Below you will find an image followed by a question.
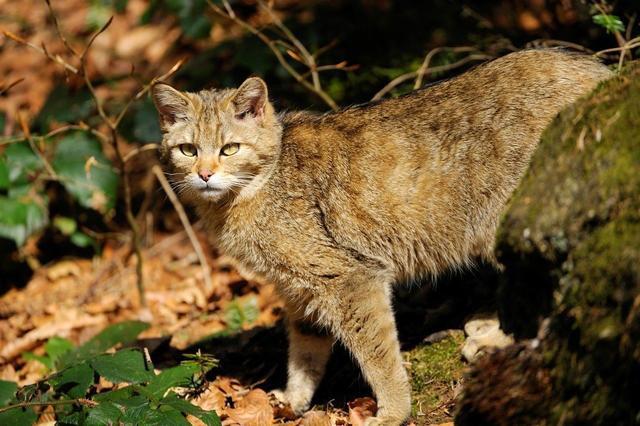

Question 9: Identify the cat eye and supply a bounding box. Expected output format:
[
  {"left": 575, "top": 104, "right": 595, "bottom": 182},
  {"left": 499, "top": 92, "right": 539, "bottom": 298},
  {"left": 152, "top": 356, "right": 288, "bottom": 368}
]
[
  {"left": 220, "top": 143, "right": 240, "bottom": 156},
  {"left": 179, "top": 143, "right": 197, "bottom": 157}
]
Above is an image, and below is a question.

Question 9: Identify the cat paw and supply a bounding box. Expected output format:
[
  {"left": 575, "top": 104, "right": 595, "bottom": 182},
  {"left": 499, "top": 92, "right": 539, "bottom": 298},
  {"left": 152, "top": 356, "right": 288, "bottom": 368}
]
[
  {"left": 269, "top": 389, "right": 310, "bottom": 415},
  {"left": 461, "top": 315, "right": 514, "bottom": 362},
  {"left": 363, "top": 416, "right": 403, "bottom": 426}
]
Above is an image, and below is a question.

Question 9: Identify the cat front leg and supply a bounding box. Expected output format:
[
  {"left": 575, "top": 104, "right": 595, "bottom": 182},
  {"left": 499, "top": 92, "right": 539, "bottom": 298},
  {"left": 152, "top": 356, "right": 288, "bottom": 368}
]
[
  {"left": 328, "top": 278, "right": 411, "bottom": 425},
  {"left": 281, "top": 308, "right": 334, "bottom": 414}
]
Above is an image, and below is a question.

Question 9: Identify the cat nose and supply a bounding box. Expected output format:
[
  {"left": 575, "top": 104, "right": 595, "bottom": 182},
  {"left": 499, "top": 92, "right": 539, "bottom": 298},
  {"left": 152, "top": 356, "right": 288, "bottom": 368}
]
[{"left": 198, "top": 169, "right": 213, "bottom": 182}]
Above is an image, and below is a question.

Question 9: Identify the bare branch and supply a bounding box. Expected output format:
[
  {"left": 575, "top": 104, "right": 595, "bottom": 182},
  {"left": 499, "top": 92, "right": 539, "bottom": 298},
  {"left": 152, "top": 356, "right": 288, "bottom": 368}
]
[
  {"left": 123, "top": 144, "right": 159, "bottom": 163},
  {"left": 2, "top": 30, "right": 79, "bottom": 74},
  {"left": 208, "top": 0, "right": 339, "bottom": 111},
  {"left": 152, "top": 165, "right": 214, "bottom": 295},
  {"left": 0, "top": 78, "right": 25, "bottom": 96},
  {"left": 372, "top": 53, "right": 492, "bottom": 101},
  {"left": 44, "top": 0, "right": 79, "bottom": 57},
  {"left": 18, "top": 112, "right": 58, "bottom": 179}
]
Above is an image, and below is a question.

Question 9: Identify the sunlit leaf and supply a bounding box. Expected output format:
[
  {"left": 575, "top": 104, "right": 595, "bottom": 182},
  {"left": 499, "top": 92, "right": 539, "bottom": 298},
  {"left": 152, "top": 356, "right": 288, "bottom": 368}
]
[
  {"left": 145, "top": 364, "right": 199, "bottom": 399},
  {"left": 0, "top": 196, "right": 48, "bottom": 246},
  {"left": 58, "top": 321, "right": 149, "bottom": 369},
  {"left": 53, "top": 216, "right": 77, "bottom": 236},
  {"left": 593, "top": 14, "right": 625, "bottom": 33},
  {"left": 3, "top": 143, "right": 41, "bottom": 187},
  {"left": 52, "top": 131, "right": 118, "bottom": 214},
  {"left": 90, "top": 349, "right": 154, "bottom": 384},
  {"left": 161, "top": 392, "right": 221, "bottom": 426}
]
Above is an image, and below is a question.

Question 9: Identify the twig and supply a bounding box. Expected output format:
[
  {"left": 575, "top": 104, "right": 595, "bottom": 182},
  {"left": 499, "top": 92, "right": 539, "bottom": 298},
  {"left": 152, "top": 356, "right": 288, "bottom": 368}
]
[
  {"left": 372, "top": 53, "right": 492, "bottom": 101},
  {"left": 123, "top": 144, "right": 159, "bottom": 163},
  {"left": 0, "top": 398, "right": 96, "bottom": 414},
  {"left": 44, "top": 0, "right": 79, "bottom": 57},
  {"left": 114, "top": 58, "right": 185, "bottom": 128},
  {"left": 152, "top": 165, "right": 214, "bottom": 294},
  {"left": 0, "top": 78, "right": 25, "bottom": 96},
  {"left": 0, "top": 123, "right": 109, "bottom": 146},
  {"left": 414, "top": 46, "right": 478, "bottom": 89},
  {"left": 2, "top": 30, "right": 79, "bottom": 74},
  {"left": 208, "top": 0, "right": 340, "bottom": 111},
  {"left": 17, "top": 112, "right": 57, "bottom": 179}
]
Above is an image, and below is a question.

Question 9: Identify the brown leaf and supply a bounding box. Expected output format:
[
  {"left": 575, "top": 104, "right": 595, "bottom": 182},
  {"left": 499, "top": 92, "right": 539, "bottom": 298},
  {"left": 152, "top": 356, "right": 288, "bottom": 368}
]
[
  {"left": 226, "top": 389, "right": 273, "bottom": 426},
  {"left": 348, "top": 397, "right": 377, "bottom": 426}
]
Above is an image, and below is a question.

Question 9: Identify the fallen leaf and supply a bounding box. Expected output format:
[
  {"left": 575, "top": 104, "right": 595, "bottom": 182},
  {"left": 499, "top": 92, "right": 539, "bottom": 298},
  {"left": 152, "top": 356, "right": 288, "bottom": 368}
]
[
  {"left": 348, "top": 397, "right": 377, "bottom": 426},
  {"left": 226, "top": 388, "right": 273, "bottom": 426}
]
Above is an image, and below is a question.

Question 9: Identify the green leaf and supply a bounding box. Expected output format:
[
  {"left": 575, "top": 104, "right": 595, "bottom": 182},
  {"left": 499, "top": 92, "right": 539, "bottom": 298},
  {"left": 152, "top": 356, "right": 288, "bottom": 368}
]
[
  {"left": 34, "top": 86, "right": 93, "bottom": 131},
  {"left": 115, "top": 394, "right": 151, "bottom": 424},
  {"left": 58, "top": 321, "right": 149, "bottom": 369},
  {"left": 90, "top": 349, "right": 154, "bottom": 384},
  {"left": 0, "top": 406, "right": 38, "bottom": 426},
  {"left": 52, "top": 131, "right": 118, "bottom": 214},
  {"left": 0, "top": 196, "right": 48, "bottom": 246},
  {"left": 92, "top": 386, "right": 134, "bottom": 403},
  {"left": 45, "top": 337, "right": 75, "bottom": 366},
  {"left": 85, "top": 401, "right": 123, "bottom": 426},
  {"left": 161, "top": 392, "right": 221, "bottom": 426},
  {"left": 0, "top": 380, "right": 17, "bottom": 407},
  {"left": 3, "top": 143, "right": 41, "bottom": 187},
  {"left": 22, "top": 352, "right": 53, "bottom": 370},
  {"left": 165, "top": 0, "right": 211, "bottom": 39},
  {"left": 0, "top": 160, "right": 9, "bottom": 189},
  {"left": 53, "top": 216, "right": 77, "bottom": 236},
  {"left": 57, "top": 410, "right": 85, "bottom": 425},
  {"left": 71, "top": 231, "right": 97, "bottom": 249},
  {"left": 133, "top": 99, "right": 162, "bottom": 143},
  {"left": 142, "top": 405, "right": 190, "bottom": 426},
  {"left": 49, "top": 362, "right": 95, "bottom": 399},
  {"left": 23, "top": 337, "right": 74, "bottom": 372},
  {"left": 225, "top": 296, "right": 259, "bottom": 332},
  {"left": 145, "top": 364, "right": 199, "bottom": 399},
  {"left": 593, "top": 14, "right": 625, "bottom": 33}
]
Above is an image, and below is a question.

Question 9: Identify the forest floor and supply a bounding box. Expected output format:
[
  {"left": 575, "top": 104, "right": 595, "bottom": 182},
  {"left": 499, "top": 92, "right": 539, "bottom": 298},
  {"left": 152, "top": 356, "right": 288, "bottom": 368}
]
[
  {"left": 0, "top": 228, "right": 467, "bottom": 425},
  {"left": 0, "top": 0, "right": 477, "bottom": 423}
]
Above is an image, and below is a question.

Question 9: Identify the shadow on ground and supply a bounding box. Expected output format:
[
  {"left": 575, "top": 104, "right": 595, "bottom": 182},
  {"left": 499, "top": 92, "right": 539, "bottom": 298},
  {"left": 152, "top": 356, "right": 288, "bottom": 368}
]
[{"left": 145, "top": 259, "right": 551, "bottom": 413}]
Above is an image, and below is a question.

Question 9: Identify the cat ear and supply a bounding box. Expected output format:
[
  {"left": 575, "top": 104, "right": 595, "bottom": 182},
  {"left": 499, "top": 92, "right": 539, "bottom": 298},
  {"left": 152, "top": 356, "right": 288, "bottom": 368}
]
[
  {"left": 151, "top": 83, "right": 192, "bottom": 131},
  {"left": 232, "top": 77, "right": 268, "bottom": 121}
]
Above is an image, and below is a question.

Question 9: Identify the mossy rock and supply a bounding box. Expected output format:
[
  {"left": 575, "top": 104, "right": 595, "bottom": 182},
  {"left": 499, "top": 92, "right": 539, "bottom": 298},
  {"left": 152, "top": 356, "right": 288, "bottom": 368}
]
[{"left": 456, "top": 61, "right": 640, "bottom": 425}]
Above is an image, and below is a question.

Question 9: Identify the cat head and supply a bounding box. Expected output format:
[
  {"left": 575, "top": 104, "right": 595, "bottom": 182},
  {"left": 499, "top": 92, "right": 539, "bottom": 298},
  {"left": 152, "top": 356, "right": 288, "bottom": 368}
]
[{"left": 151, "top": 77, "right": 282, "bottom": 203}]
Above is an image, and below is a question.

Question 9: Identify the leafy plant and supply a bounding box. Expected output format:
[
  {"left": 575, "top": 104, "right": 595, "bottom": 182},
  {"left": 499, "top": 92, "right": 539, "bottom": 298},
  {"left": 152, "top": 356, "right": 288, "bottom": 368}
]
[
  {"left": 225, "top": 296, "right": 259, "bottom": 332},
  {"left": 0, "top": 131, "right": 117, "bottom": 250},
  {"left": 2, "top": 321, "right": 220, "bottom": 425},
  {"left": 592, "top": 12, "right": 625, "bottom": 33}
]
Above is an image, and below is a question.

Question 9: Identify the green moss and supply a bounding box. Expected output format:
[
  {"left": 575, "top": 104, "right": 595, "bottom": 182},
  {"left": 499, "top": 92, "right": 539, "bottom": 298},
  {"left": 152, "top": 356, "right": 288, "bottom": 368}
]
[
  {"left": 458, "top": 61, "right": 640, "bottom": 425},
  {"left": 405, "top": 331, "right": 465, "bottom": 417}
]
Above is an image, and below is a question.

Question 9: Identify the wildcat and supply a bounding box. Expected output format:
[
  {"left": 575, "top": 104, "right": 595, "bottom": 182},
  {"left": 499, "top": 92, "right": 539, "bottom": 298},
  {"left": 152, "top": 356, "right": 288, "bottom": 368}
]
[{"left": 152, "top": 50, "right": 611, "bottom": 425}]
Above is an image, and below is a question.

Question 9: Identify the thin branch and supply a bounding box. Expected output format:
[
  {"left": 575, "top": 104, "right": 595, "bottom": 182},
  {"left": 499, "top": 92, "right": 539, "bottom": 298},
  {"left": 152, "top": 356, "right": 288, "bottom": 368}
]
[
  {"left": 18, "top": 112, "right": 57, "bottom": 179},
  {"left": 414, "top": 46, "right": 478, "bottom": 89},
  {"left": 0, "top": 398, "right": 95, "bottom": 414},
  {"left": 2, "top": 30, "right": 78, "bottom": 74},
  {"left": 114, "top": 58, "right": 185, "bottom": 128},
  {"left": 0, "top": 78, "right": 25, "bottom": 96},
  {"left": 208, "top": 0, "right": 339, "bottom": 111},
  {"left": 152, "top": 165, "right": 214, "bottom": 294},
  {"left": 258, "top": 1, "right": 321, "bottom": 90},
  {"left": 44, "top": 0, "right": 79, "bottom": 57},
  {"left": 123, "top": 144, "right": 159, "bottom": 163},
  {"left": 372, "top": 53, "right": 492, "bottom": 101},
  {"left": 0, "top": 123, "right": 109, "bottom": 146}
]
